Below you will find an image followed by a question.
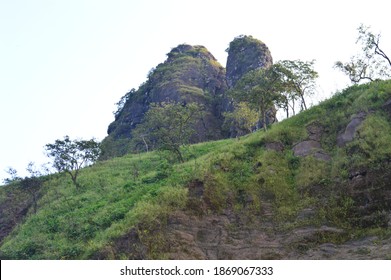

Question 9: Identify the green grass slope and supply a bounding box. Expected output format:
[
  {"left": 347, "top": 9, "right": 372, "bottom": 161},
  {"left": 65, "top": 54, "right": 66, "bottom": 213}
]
[{"left": 1, "top": 80, "right": 391, "bottom": 259}]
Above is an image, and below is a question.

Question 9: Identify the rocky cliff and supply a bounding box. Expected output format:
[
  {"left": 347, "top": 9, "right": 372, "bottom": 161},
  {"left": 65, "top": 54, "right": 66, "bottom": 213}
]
[{"left": 102, "top": 36, "right": 276, "bottom": 158}]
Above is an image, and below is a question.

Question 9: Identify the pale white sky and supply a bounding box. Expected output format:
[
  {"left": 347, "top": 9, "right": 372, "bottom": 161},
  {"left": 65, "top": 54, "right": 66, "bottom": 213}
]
[{"left": 0, "top": 0, "right": 390, "bottom": 182}]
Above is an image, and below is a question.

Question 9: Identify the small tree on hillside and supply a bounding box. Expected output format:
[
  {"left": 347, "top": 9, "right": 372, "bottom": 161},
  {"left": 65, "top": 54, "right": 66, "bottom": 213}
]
[
  {"left": 45, "top": 136, "right": 101, "bottom": 189},
  {"left": 3, "top": 167, "right": 21, "bottom": 185},
  {"left": 275, "top": 60, "right": 318, "bottom": 112},
  {"left": 335, "top": 24, "right": 390, "bottom": 84},
  {"left": 230, "top": 67, "right": 284, "bottom": 131},
  {"left": 20, "top": 162, "right": 44, "bottom": 214},
  {"left": 132, "top": 101, "right": 202, "bottom": 162}
]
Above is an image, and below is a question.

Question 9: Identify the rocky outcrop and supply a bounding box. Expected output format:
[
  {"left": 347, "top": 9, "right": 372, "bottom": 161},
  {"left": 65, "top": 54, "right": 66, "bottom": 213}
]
[
  {"left": 347, "top": 163, "right": 391, "bottom": 228},
  {"left": 265, "top": 141, "right": 284, "bottom": 152},
  {"left": 337, "top": 112, "right": 367, "bottom": 147},
  {"left": 150, "top": 167, "right": 391, "bottom": 259},
  {"left": 292, "top": 140, "right": 322, "bottom": 157},
  {"left": 165, "top": 212, "right": 283, "bottom": 259},
  {"left": 226, "top": 35, "right": 273, "bottom": 88},
  {"left": 102, "top": 36, "right": 277, "bottom": 158},
  {"left": 292, "top": 122, "right": 331, "bottom": 161},
  {"left": 225, "top": 35, "right": 277, "bottom": 133},
  {"left": 102, "top": 44, "right": 229, "bottom": 158}
]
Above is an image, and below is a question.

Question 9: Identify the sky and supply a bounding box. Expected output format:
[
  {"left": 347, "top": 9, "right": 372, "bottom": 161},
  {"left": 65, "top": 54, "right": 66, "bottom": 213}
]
[{"left": 0, "top": 0, "right": 390, "bottom": 182}]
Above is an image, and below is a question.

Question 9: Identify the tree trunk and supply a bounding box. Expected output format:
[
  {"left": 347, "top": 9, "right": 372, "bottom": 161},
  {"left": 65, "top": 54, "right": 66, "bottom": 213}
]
[
  {"left": 68, "top": 170, "right": 80, "bottom": 189},
  {"left": 262, "top": 104, "right": 267, "bottom": 132},
  {"left": 285, "top": 101, "right": 289, "bottom": 119},
  {"left": 290, "top": 98, "right": 296, "bottom": 116},
  {"left": 174, "top": 147, "right": 184, "bottom": 163},
  {"left": 301, "top": 93, "right": 307, "bottom": 111},
  {"left": 141, "top": 135, "right": 149, "bottom": 153}
]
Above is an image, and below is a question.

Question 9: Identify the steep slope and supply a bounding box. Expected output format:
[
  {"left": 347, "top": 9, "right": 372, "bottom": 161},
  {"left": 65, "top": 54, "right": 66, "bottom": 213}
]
[{"left": 1, "top": 80, "right": 391, "bottom": 260}]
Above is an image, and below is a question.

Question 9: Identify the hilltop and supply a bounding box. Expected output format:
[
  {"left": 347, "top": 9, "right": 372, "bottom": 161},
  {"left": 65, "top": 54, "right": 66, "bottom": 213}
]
[{"left": 1, "top": 80, "right": 391, "bottom": 259}]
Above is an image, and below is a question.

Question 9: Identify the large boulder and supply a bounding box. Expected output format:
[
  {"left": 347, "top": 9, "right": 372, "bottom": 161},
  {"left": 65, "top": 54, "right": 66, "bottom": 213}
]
[
  {"left": 292, "top": 122, "right": 331, "bottom": 161},
  {"left": 337, "top": 112, "right": 367, "bottom": 147}
]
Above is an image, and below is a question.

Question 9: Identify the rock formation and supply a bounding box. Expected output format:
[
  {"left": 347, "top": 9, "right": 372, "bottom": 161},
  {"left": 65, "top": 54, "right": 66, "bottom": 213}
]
[
  {"left": 102, "top": 44, "right": 229, "bottom": 158},
  {"left": 102, "top": 36, "right": 277, "bottom": 158},
  {"left": 292, "top": 122, "right": 331, "bottom": 161},
  {"left": 226, "top": 35, "right": 277, "bottom": 132},
  {"left": 337, "top": 112, "right": 367, "bottom": 147},
  {"left": 226, "top": 35, "right": 273, "bottom": 88}
]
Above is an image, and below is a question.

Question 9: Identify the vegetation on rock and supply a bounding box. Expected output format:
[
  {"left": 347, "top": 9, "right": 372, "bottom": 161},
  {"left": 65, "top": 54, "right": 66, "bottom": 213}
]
[
  {"left": 103, "top": 36, "right": 278, "bottom": 158},
  {"left": 102, "top": 44, "right": 228, "bottom": 159},
  {"left": 229, "top": 66, "right": 284, "bottom": 131},
  {"left": 226, "top": 35, "right": 273, "bottom": 88}
]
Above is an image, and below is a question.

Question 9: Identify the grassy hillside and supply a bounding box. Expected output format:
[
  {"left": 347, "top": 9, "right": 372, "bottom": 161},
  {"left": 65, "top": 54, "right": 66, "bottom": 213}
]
[{"left": 1, "top": 80, "right": 391, "bottom": 259}]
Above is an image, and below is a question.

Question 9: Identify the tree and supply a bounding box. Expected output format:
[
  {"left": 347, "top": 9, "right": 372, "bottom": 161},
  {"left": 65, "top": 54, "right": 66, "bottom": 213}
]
[
  {"left": 132, "top": 101, "right": 202, "bottom": 162},
  {"left": 275, "top": 60, "right": 318, "bottom": 112},
  {"left": 3, "top": 167, "right": 21, "bottom": 185},
  {"left": 223, "top": 102, "right": 258, "bottom": 137},
  {"left": 230, "top": 67, "right": 283, "bottom": 131},
  {"left": 45, "top": 136, "right": 101, "bottom": 189},
  {"left": 335, "top": 24, "right": 390, "bottom": 84},
  {"left": 20, "top": 162, "right": 44, "bottom": 214},
  {"left": 276, "top": 89, "right": 297, "bottom": 118}
]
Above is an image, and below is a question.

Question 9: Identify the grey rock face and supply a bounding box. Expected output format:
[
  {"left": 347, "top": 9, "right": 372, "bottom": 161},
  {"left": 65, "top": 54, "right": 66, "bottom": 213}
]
[
  {"left": 225, "top": 35, "right": 276, "bottom": 133},
  {"left": 292, "top": 122, "right": 331, "bottom": 161},
  {"left": 103, "top": 37, "right": 278, "bottom": 158},
  {"left": 226, "top": 35, "right": 273, "bottom": 88},
  {"left": 103, "top": 44, "right": 229, "bottom": 158},
  {"left": 337, "top": 112, "right": 367, "bottom": 147},
  {"left": 292, "top": 140, "right": 322, "bottom": 157},
  {"left": 265, "top": 141, "right": 284, "bottom": 152}
]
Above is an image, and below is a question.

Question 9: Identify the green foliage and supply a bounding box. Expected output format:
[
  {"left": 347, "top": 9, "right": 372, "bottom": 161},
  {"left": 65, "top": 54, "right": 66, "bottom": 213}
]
[
  {"left": 295, "top": 156, "right": 330, "bottom": 189},
  {"left": 45, "top": 136, "right": 101, "bottom": 189},
  {"left": 357, "top": 113, "right": 391, "bottom": 158},
  {"left": 132, "top": 101, "right": 203, "bottom": 162},
  {"left": 230, "top": 67, "right": 284, "bottom": 131},
  {"left": 345, "top": 112, "right": 391, "bottom": 168},
  {"left": 275, "top": 59, "right": 319, "bottom": 111},
  {"left": 256, "top": 151, "right": 296, "bottom": 203},
  {"left": 334, "top": 24, "right": 391, "bottom": 84},
  {"left": 263, "top": 119, "right": 307, "bottom": 146},
  {"left": 223, "top": 102, "right": 258, "bottom": 136}
]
